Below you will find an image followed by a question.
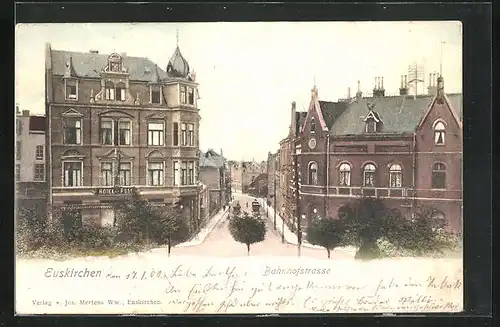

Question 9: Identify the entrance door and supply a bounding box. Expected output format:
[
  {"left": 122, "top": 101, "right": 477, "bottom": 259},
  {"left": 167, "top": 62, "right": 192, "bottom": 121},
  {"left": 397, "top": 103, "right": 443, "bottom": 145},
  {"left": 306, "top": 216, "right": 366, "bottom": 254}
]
[{"left": 100, "top": 207, "right": 115, "bottom": 227}]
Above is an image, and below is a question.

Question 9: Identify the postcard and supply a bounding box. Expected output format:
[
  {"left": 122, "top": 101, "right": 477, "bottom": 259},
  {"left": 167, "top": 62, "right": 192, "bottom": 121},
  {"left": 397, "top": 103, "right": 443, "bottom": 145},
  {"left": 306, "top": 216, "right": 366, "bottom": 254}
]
[{"left": 15, "top": 21, "right": 463, "bottom": 315}]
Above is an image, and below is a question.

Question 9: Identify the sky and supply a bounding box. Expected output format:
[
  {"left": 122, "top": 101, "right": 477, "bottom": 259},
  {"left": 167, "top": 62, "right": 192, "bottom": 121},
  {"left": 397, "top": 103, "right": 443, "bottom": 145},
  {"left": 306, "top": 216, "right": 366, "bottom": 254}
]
[{"left": 15, "top": 22, "right": 462, "bottom": 162}]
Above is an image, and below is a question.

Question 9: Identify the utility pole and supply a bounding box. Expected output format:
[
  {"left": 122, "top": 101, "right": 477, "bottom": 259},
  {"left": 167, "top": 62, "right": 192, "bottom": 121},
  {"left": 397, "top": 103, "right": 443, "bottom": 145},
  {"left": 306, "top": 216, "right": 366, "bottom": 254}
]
[{"left": 273, "top": 177, "right": 277, "bottom": 230}]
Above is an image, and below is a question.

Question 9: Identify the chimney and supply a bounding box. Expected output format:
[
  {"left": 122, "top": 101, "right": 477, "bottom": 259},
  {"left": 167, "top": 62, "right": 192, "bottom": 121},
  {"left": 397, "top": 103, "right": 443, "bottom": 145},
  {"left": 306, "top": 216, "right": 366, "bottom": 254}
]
[
  {"left": 373, "top": 76, "right": 385, "bottom": 97},
  {"left": 347, "top": 87, "right": 351, "bottom": 99},
  {"left": 427, "top": 73, "right": 438, "bottom": 95},
  {"left": 16, "top": 104, "right": 20, "bottom": 115},
  {"left": 356, "top": 80, "right": 362, "bottom": 98},
  {"left": 399, "top": 74, "right": 409, "bottom": 96},
  {"left": 22, "top": 110, "right": 30, "bottom": 117},
  {"left": 436, "top": 76, "right": 445, "bottom": 103},
  {"left": 90, "top": 50, "right": 99, "bottom": 54}
]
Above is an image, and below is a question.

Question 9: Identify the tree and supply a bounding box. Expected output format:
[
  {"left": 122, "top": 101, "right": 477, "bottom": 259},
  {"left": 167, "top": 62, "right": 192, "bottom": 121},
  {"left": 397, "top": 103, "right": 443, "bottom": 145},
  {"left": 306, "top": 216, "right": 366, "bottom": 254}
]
[
  {"left": 306, "top": 217, "right": 345, "bottom": 259},
  {"left": 228, "top": 211, "right": 266, "bottom": 256},
  {"left": 338, "top": 197, "right": 405, "bottom": 259},
  {"left": 115, "top": 191, "right": 157, "bottom": 244},
  {"left": 152, "top": 204, "right": 190, "bottom": 256}
]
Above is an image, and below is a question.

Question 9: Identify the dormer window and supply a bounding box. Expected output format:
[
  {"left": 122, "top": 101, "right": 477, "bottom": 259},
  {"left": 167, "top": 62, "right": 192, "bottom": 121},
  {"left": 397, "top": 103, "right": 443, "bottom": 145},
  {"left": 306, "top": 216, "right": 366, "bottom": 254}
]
[
  {"left": 434, "top": 120, "right": 446, "bottom": 145},
  {"left": 365, "top": 119, "right": 376, "bottom": 133},
  {"left": 151, "top": 85, "right": 161, "bottom": 104},
  {"left": 116, "top": 82, "right": 126, "bottom": 101},
  {"left": 105, "top": 82, "right": 115, "bottom": 100},
  {"left": 310, "top": 118, "right": 316, "bottom": 133},
  {"left": 65, "top": 80, "right": 78, "bottom": 100}
]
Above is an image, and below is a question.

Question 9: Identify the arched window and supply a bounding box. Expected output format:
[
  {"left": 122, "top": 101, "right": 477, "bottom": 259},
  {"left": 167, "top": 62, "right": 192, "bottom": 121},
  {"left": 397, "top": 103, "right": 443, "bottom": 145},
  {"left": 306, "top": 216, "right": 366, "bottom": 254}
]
[
  {"left": 431, "top": 162, "right": 446, "bottom": 189},
  {"left": 105, "top": 81, "right": 115, "bottom": 100},
  {"left": 310, "top": 118, "right": 316, "bottom": 133},
  {"left": 115, "top": 82, "right": 126, "bottom": 101},
  {"left": 308, "top": 162, "right": 318, "bottom": 185},
  {"left": 339, "top": 163, "right": 351, "bottom": 186},
  {"left": 389, "top": 164, "right": 403, "bottom": 188},
  {"left": 434, "top": 121, "right": 446, "bottom": 145},
  {"left": 363, "top": 163, "right": 376, "bottom": 187}
]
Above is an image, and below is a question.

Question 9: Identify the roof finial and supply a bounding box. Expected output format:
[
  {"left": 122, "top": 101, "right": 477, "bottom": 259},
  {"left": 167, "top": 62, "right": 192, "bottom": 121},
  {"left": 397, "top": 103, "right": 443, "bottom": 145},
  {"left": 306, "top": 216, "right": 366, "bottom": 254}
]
[{"left": 176, "top": 28, "right": 180, "bottom": 47}]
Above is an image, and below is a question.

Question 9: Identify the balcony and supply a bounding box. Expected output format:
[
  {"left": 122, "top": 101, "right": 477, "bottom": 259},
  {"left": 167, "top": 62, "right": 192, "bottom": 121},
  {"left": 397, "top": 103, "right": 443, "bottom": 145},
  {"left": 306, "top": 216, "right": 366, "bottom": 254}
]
[{"left": 300, "top": 185, "right": 415, "bottom": 199}]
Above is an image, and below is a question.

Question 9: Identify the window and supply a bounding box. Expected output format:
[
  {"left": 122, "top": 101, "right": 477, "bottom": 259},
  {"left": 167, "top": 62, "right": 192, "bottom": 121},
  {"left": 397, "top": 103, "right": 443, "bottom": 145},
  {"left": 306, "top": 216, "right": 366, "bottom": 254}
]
[
  {"left": 363, "top": 163, "right": 376, "bottom": 187},
  {"left": 101, "top": 162, "right": 113, "bottom": 186},
  {"left": 310, "top": 118, "right": 315, "bottom": 133},
  {"left": 188, "top": 161, "right": 194, "bottom": 184},
  {"left": 434, "top": 121, "right": 446, "bottom": 145},
  {"left": 308, "top": 162, "right": 318, "bottom": 185},
  {"left": 118, "top": 121, "right": 131, "bottom": 145},
  {"left": 151, "top": 85, "right": 161, "bottom": 104},
  {"left": 181, "top": 161, "right": 188, "bottom": 185},
  {"left": 16, "top": 141, "right": 21, "bottom": 160},
  {"left": 148, "top": 121, "right": 164, "bottom": 146},
  {"left": 389, "top": 164, "right": 403, "bottom": 188},
  {"left": 188, "top": 123, "right": 194, "bottom": 146},
  {"left": 35, "top": 145, "right": 44, "bottom": 160},
  {"left": 105, "top": 82, "right": 115, "bottom": 100},
  {"left": 101, "top": 120, "right": 113, "bottom": 145},
  {"left": 180, "top": 86, "right": 186, "bottom": 104},
  {"left": 34, "top": 164, "right": 44, "bottom": 181},
  {"left": 339, "top": 163, "right": 351, "bottom": 186},
  {"left": 63, "top": 162, "right": 82, "bottom": 187},
  {"left": 188, "top": 87, "right": 194, "bottom": 105},
  {"left": 431, "top": 162, "right": 446, "bottom": 189},
  {"left": 15, "top": 164, "right": 20, "bottom": 181},
  {"left": 173, "top": 122, "right": 179, "bottom": 146},
  {"left": 365, "top": 119, "right": 376, "bottom": 133},
  {"left": 181, "top": 123, "right": 187, "bottom": 146},
  {"left": 64, "top": 119, "right": 82, "bottom": 145},
  {"left": 115, "top": 83, "right": 126, "bottom": 101},
  {"left": 173, "top": 161, "right": 179, "bottom": 186},
  {"left": 148, "top": 162, "right": 164, "bottom": 186},
  {"left": 119, "top": 162, "right": 131, "bottom": 186},
  {"left": 66, "top": 80, "right": 77, "bottom": 100}
]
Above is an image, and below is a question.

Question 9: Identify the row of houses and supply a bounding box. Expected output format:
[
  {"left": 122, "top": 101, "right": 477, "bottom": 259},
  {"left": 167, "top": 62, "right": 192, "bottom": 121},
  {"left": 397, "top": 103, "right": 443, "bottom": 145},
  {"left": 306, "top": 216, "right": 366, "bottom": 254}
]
[
  {"left": 267, "top": 74, "right": 463, "bottom": 234},
  {"left": 16, "top": 43, "right": 229, "bottom": 229}
]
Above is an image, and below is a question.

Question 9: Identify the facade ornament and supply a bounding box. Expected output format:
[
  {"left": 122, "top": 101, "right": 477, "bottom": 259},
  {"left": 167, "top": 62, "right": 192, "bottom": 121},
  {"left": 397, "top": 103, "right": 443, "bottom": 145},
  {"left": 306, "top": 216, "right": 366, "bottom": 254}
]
[
  {"left": 89, "top": 89, "right": 95, "bottom": 103},
  {"left": 134, "top": 93, "right": 141, "bottom": 105}
]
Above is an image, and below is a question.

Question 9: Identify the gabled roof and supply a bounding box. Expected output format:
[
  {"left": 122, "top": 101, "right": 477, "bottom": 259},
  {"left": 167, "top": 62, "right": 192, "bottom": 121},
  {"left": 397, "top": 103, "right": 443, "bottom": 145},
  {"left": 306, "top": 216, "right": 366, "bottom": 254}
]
[
  {"left": 199, "top": 149, "right": 226, "bottom": 168},
  {"left": 329, "top": 93, "right": 462, "bottom": 135},
  {"left": 51, "top": 50, "right": 169, "bottom": 82},
  {"left": 318, "top": 100, "right": 349, "bottom": 129}
]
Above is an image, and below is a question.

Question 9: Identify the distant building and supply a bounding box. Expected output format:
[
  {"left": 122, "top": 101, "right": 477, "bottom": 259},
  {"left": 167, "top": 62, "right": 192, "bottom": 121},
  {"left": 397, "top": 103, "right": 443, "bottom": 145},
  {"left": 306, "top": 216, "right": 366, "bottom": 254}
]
[
  {"left": 199, "top": 149, "right": 229, "bottom": 216},
  {"left": 45, "top": 43, "right": 202, "bottom": 228},
  {"left": 15, "top": 106, "right": 47, "bottom": 213}
]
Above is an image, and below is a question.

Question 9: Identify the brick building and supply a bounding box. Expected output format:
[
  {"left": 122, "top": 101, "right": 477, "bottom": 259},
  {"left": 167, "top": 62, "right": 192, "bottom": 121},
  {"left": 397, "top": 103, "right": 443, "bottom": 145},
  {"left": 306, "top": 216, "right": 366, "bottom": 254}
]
[
  {"left": 294, "top": 75, "right": 462, "bottom": 233},
  {"left": 15, "top": 106, "right": 47, "bottom": 213},
  {"left": 199, "top": 149, "right": 229, "bottom": 215},
  {"left": 45, "top": 43, "right": 202, "bottom": 227},
  {"left": 266, "top": 151, "right": 279, "bottom": 206}
]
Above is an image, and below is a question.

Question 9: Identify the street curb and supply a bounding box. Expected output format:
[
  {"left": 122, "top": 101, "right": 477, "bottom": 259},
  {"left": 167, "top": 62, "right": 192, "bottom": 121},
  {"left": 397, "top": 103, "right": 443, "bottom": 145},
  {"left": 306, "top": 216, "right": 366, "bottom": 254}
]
[{"left": 174, "top": 208, "right": 229, "bottom": 248}]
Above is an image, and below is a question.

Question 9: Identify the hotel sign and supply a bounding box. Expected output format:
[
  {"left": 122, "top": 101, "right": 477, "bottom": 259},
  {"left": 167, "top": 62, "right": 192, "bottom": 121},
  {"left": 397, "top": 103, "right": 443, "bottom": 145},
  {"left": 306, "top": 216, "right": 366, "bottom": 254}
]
[{"left": 93, "top": 186, "right": 136, "bottom": 196}]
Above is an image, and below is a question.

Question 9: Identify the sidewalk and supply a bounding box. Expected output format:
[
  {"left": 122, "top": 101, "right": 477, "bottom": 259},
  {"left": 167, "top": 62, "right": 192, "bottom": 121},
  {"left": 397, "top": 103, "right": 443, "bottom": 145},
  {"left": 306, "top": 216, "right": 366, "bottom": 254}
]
[
  {"left": 174, "top": 207, "right": 229, "bottom": 248},
  {"left": 256, "top": 198, "right": 356, "bottom": 254}
]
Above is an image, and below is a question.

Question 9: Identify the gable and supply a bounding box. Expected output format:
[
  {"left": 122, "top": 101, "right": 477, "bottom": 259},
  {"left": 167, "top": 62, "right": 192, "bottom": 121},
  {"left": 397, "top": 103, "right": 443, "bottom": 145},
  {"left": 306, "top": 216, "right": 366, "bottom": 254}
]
[
  {"left": 417, "top": 94, "right": 462, "bottom": 130},
  {"left": 301, "top": 98, "right": 328, "bottom": 133}
]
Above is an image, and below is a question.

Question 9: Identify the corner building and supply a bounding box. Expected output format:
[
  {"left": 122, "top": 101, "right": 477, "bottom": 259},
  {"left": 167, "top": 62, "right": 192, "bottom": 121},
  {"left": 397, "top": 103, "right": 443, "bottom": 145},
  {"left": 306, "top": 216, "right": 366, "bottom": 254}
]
[{"left": 45, "top": 43, "right": 202, "bottom": 226}]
